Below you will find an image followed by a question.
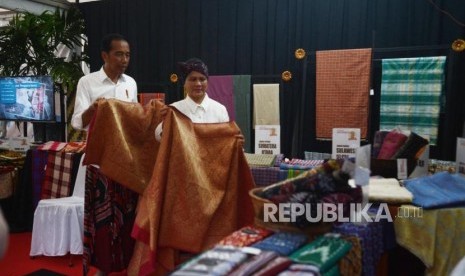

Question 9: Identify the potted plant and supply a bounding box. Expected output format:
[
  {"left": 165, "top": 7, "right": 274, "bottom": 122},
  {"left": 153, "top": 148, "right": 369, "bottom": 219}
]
[{"left": 0, "top": 6, "right": 89, "bottom": 141}]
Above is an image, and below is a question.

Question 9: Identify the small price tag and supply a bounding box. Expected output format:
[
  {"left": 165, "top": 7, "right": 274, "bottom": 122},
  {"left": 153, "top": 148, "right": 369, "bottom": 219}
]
[{"left": 397, "top": 158, "right": 408, "bottom": 180}]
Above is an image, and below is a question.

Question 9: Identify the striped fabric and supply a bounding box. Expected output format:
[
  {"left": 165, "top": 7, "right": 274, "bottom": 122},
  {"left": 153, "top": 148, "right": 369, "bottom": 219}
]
[
  {"left": 316, "top": 48, "right": 372, "bottom": 140},
  {"left": 380, "top": 56, "right": 446, "bottom": 145},
  {"left": 37, "top": 141, "right": 68, "bottom": 152},
  {"left": 40, "top": 151, "right": 74, "bottom": 199}
]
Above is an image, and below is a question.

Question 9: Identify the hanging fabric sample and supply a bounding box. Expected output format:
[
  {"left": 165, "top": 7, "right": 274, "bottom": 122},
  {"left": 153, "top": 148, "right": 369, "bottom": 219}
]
[
  {"left": 233, "top": 75, "right": 252, "bottom": 152},
  {"left": 207, "top": 75, "right": 235, "bottom": 120},
  {"left": 315, "top": 48, "right": 372, "bottom": 140},
  {"left": 253, "top": 83, "right": 280, "bottom": 126},
  {"left": 208, "top": 75, "right": 252, "bottom": 152},
  {"left": 379, "top": 56, "right": 446, "bottom": 145}
]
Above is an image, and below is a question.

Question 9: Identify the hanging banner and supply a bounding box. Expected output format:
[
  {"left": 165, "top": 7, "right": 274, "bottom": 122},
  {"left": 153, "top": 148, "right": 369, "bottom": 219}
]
[
  {"left": 254, "top": 125, "right": 280, "bottom": 155},
  {"left": 332, "top": 128, "right": 360, "bottom": 159}
]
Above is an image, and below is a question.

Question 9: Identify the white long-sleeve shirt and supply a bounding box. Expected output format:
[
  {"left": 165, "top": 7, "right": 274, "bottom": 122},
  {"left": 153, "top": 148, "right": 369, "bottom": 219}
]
[
  {"left": 71, "top": 67, "right": 138, "bottom": 130},
  {"left": 155, "top": 94, "right": 229, "bottom": 140}
]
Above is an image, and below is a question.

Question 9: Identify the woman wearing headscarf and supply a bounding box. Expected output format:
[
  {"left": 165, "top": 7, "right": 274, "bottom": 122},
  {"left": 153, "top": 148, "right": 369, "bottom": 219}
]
[{"left": 155, "top": 58, "right": 229, "bottom": 140}]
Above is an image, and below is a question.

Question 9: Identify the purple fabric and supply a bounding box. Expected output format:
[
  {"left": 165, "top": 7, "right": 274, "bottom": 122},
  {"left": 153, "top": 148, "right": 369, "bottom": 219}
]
[
  {"left": 250, "top": 167, "right": 281, "bottom": 187},
  {"left": 207, "top": 75, "right": 235, "bottom": 121},
  {"left": 31, "top": 149, "right": 48, "bottom": 210}
]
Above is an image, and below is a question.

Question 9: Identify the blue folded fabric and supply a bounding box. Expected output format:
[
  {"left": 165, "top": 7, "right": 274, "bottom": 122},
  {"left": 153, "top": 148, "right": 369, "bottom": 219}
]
[
  {"left": 404, "top": 172, "right": 465, "bottom": 209},
  {"left": 251, "top": 232, "right": 308, "bottom": 256}
]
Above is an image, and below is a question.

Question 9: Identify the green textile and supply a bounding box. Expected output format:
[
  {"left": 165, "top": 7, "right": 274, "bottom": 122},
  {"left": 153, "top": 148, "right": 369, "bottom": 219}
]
[
  {"left": 289, "top": 235, "right": 352, "bottom": 273},
  {"left": 234, "top": 75, "right": 252, "bottom": 152},
  {"left": 379, "top": 56, "right": 446, "bottom": 145}
]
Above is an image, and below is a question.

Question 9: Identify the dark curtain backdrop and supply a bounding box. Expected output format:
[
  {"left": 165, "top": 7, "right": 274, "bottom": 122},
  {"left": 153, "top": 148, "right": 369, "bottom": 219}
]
[{"left": 78, "top": 0, "right": 465, "bottom": 160}]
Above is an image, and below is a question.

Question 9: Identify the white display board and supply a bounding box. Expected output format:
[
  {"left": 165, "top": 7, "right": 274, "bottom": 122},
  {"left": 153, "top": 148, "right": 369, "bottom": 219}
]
[
  {"left": 332, "top": 128, "right": 360, "bottom": 159},
  {"left": 254, "top": 125, "right": 280, "bottom": 155}
]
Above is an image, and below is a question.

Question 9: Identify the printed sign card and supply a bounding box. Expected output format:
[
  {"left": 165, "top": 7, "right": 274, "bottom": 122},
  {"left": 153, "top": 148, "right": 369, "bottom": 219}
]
[
  {"left": 255, "top": 125, "right": 280, "bottom": 155},
  {"left": 332, "top": 128, "right": 361, "bottom": 159}
]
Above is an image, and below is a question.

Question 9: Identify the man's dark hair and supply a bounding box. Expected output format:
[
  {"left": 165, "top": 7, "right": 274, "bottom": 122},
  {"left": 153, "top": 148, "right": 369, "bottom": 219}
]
[{"left": 100, "top": 33, "right": 127, "bottom": 53}]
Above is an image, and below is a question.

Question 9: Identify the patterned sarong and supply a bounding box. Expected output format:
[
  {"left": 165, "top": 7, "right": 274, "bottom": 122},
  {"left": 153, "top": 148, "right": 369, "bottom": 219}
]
[
  {"left": 83, "top": 165, "right": 138, "bottom": 274},
  {"left": 380, "top": 56, "right": 446, "bottom": 145},
  {"left": 40, "top": 151, "right": 73, "bottom": 199}
]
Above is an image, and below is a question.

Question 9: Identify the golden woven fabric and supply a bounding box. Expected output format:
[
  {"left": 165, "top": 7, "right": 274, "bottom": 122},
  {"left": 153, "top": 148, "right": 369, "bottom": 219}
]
[
  {"left": 84, "top": 99, "right": 164, "bottom": 194},
  {"left": 128, "top": 107, "right": 256, "bottom": 275},
  {"left": 394, "top": 205, "right": 465, "bottom": 276}
]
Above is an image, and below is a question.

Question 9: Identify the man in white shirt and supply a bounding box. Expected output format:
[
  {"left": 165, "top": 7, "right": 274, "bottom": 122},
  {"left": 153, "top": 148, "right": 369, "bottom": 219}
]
[
  {"left": 155, "top": 58, "right": 229, "bottom": 140},
  {"left": 71, "top": 33, "right": 138, "bottom": 131}
]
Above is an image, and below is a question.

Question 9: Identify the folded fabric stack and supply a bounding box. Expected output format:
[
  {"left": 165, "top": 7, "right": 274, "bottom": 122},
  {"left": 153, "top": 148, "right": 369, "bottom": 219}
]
[
  {"left": 288, "top": 235, "right": 352, "bottom": 275},
  {"left": 244, "top": 153, "right": 277, "bottom": 167},
  {"left": 372, "top": 129, "right": 428, "bottom": 160},
  {"left": 279, "top": 159, "right": 325, "bottom": 170},
  {"left": 403, "top": 171, "right": 465, "bottom": 209},
  {"left": 172, "top": 225, "right": 358, "bottom": 276}
]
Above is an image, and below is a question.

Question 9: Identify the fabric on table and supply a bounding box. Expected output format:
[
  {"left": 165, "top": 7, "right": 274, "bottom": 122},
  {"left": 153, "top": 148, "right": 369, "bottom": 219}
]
[
  {"left": 279, "top": 159, "right": 324, "bottom": 170},
  {"left": 278, "top": 263, "right": 320, "bottom": 275},
  {"left": 234, "top": 75, "right": 252, "bottom": 152},
  {"left": 171, "top": 246, "right": 248, "bottom": 276},
  {"left": 217, "top": 225, "right": 273, "bottom": 247},
  {"left": 379, "top": 56, "right": 446, "bottom": 145},
  {"left": 36, "top": 141, "right": 68, "bottom": 152},
  {"left": 376, "top": 130, "right": 409, "bottom": 159},
  {"left": 339, "top": 235, "right": 363, "bottom": 276},
  {"left": 253, "top": 83, "right": 280, "bottom": 127},
  {"left": 83, "top": 165, "right": 138, "bottom": 275},
  {"left": 128, "top": 108, "right": 255, "bottom": 276},
  {"left": 252, "top": 256, "right": 293, "bottom": 276},
  {"left": 315, "top": 48, "right": 372, "bottom": 140},
  {"left": 85, "top": 99, "right": 165, "bottom": 194},
  {"left": 395, "top": 205, "right": 465, "bottom": 276},
  {"left": 403, "top": 172, "right": 465, "bottom": 209},
  {"left": 368, "top": 178, "right": 413, "bottom": 204},
  {"left": 372, "top": 130, "right": 389, "bottom": 158},
  {"left": 40, "top": 151, "right": 74, "bottom": 199},
  {"left": 289, "top": 235, "right": 352, "bottom": 273},
  {"left": 251, "top": 232, "right": 308, "bottom": 256},
  {"left": 208, "top": 75, "right": 235, "bottom": 121},
  {"left": 333, "top": 222, "right": 385, "bottom": 276},
  {"left": 392, "top": 131, "right": 429, "bottom": 159},
  {"left": 245, "top": 153, "right": 277, "bottom": 167},
  {"left": 250, "top": 166, "right": 282, "bottom": 187},
  {"left": 229, "top": 250, "right": 278, "bottom": 276}
]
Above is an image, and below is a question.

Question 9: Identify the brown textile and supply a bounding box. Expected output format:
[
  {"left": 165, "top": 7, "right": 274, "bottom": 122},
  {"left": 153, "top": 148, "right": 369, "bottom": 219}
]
[
  {"left": 315, "top": 48, "right": 372, "bottom": 140},
  {"left": 129, "top": 108, "right": 256, "bottom": 275},
  {"left": 84, "top": 99, "right": 165, "bottom": 194}
]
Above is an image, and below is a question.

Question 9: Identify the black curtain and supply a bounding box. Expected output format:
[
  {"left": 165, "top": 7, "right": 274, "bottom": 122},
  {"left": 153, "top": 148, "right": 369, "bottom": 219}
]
[{"left": 78, "top": 0, "right": 465, "bottom": 160}]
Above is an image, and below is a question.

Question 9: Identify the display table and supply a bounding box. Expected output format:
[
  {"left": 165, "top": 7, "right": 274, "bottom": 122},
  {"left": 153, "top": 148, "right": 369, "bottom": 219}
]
[{"left": 394, "top": 205, "right": 465, "bottom": 276}]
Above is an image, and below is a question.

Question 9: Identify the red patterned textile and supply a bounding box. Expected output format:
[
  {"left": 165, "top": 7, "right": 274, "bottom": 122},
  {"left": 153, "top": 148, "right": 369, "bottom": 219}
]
[
  {"left": 83, "top": 165, "right": 138, "bottom": 274},
  {"left": 316, "top": 48, "right": 372, "bottom": 140},
  {"left": 40, "top": 151, "right": 73, "bottom": 199},
  {"left": 37, "top": 141, "right": 68, "bottom": 152},
  {"left": 217, "top": 225, "right": 273, "bottom": 247}
]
